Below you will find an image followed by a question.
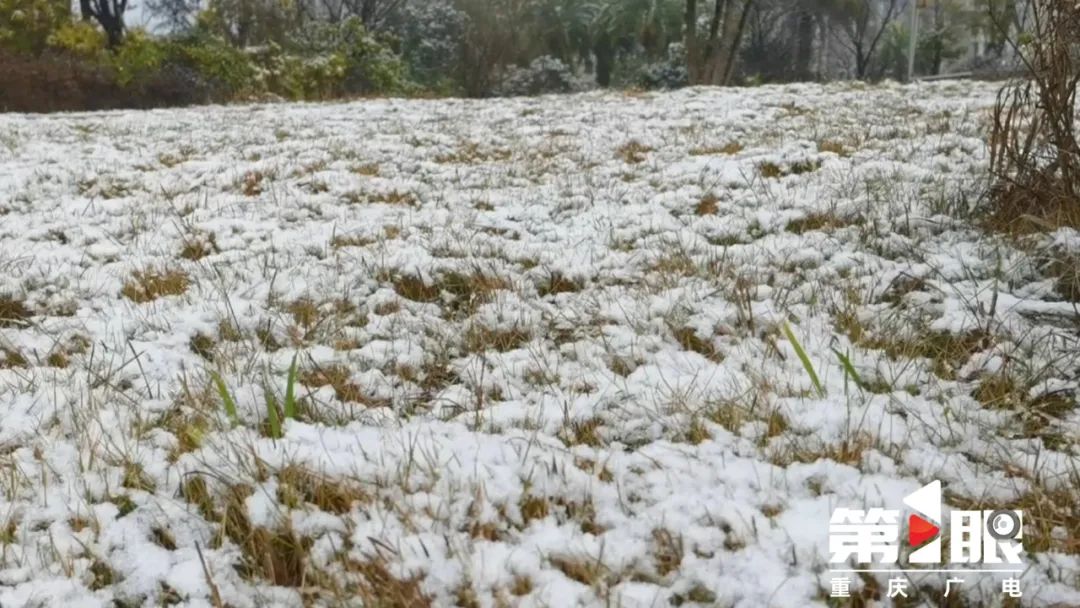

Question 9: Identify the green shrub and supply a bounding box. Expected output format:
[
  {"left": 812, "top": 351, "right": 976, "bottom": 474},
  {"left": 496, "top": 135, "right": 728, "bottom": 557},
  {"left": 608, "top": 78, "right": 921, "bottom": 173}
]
[
  {"left": 173, "top": 34, "right": 259, "bottom": 98},
  {"left": 287, "top": 18, "right": 408, "bottom": 96},
  {"left": 0, "top": 0, "right": 69, "bottom": 55},
  {"left": 107, "top": 29, "right": 166, "bottom": 86},
  {"left": 247, "top": 43, "right": 346, "bottom": 100},
  {"left": 47, "top": 21, "right": 105, "bottom": 59},
  {"left": 337, "top": 19, "right": 407, "bottom": 95},
  {"left": 280, "top": 52, "right": 348, "bottom": 100}
]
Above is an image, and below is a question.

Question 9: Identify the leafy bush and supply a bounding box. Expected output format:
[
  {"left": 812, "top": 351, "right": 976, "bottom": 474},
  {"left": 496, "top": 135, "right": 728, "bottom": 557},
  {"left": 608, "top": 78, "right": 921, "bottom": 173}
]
[
  {"left": 637, "top": 42, "right": 688, "bottom": 90},
  {"left": 107, "top": 29, "right": 167, "bottom": 86},
  {"left": 247, "top": 43, "right": 346, "bottom": 100},
  {"left": 47, "top": 21, "right": 106, "bottom": 59},
  {"left": 172, "top": 33, "right": 259, "bottom": 98},
  {"left": 494, "top": 55, "right": 588, "bottom": 97},
  {"left": 0, "top": 0, "right": 68, "bottom": 55},
  {"left": 286, "top": 18, "right": 407, "bottom": 96},
  {"left": 386, "top": 0, "right": 466, "bottom": 89}
]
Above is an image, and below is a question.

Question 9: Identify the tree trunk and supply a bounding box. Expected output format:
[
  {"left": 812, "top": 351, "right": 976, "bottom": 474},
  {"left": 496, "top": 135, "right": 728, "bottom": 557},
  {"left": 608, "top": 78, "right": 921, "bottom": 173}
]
[
  {"left": 794, "top": 11, "right": 815, "bottom": 80},
  {"left": 685, "top": 0, "right": 702, "bottom": 84},
  {"left": 360, "top": 0, "right": 376, "bottom": 27},
  {"left": 686, "top": 0, "right": 753, "bottom": 85},
  {"left": 103, "top": 19, "right": 123, "bottom": 48},
  {"left": 85, "top": 0, "right": 126, "bottom": 48},
  {"left": 594, "top": 33, "right": 614, "bottom": 87}
]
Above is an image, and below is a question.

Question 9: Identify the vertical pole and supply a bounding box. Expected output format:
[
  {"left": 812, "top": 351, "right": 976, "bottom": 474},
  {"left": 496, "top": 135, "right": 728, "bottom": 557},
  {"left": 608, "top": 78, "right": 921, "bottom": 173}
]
[{"left": 906, "top": 0, "right": 919, "bottom": 82}]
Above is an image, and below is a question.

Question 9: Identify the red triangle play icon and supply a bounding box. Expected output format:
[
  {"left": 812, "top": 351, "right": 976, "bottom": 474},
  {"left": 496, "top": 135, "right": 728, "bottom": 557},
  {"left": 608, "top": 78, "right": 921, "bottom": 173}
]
[{"left": 908, "top": 514, "right": 940, "bottom": 547}]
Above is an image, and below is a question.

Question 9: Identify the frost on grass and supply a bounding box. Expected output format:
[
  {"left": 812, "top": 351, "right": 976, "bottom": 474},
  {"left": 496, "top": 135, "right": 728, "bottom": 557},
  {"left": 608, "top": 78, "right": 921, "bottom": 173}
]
[{"left": 0, "top": 82, "right": 1078, "bottom": 607}]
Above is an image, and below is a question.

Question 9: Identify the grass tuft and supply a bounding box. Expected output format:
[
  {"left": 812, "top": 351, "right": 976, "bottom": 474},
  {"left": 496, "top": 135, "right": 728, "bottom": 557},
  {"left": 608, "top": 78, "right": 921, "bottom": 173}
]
[
  {"left": 695, "top": 193, "right": 720, "bottom": 216},
  {"left": 615, "top": 140, "right": 652, "bottom": 164},
  {"left": 464, "top": 326, "right": 531, "bottom": 354},
  {"left": 689, "top": 142, "right": 742, "bottom": 156},
  {"left": 299, "top": 363, "right": 373, "bottom": 405},
  {"left": 121, "top": 268, "right": 190, "bottom": 303},
  {"left": 276, "top": 464, "right": 367, "bottom": 514},
  {"left": 0, "top": 295, "right": 32, "bottom": 327}
]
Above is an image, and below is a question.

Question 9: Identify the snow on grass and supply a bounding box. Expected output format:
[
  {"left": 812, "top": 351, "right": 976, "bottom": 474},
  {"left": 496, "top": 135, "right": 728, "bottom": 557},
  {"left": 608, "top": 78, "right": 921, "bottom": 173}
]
[{"left": 0, "top": 81, "right": 1077, "bottom": 607}]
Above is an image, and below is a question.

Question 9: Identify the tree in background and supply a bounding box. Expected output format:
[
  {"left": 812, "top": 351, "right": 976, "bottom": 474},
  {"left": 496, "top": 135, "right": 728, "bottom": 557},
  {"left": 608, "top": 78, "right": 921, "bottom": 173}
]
[
  {"left": 594, "top": 0, "right": 683, "bottom": 86},
  {"left": 80, "top": 0, "right": 128, "bottom": 47},
  {"left": 684, "top": 0, "right": 756, "bottom": 86},
  {"left": 0, "top": 0, "right": 1004, "bottom": 111},
  {"left": 740, "top": 0, "right": 801, "bottom": 82},
  {"left": 385, "top": 0, "right": 465, "bottom": 89},
  {"left": 0, "top": 0, "right": 70, "bottom": 54},
  {"left": 196, "top": 0, "right": 292, "bottom": 47},
  {"left": 825, "top": 0, "right": 901, "bottom": 79}
]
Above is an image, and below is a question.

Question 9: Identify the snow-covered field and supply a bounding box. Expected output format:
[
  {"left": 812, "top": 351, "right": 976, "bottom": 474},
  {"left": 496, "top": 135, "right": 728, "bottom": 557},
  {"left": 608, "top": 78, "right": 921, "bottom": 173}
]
[{"left": 0, "top": 82, "right": 1078, "bottom": 607}]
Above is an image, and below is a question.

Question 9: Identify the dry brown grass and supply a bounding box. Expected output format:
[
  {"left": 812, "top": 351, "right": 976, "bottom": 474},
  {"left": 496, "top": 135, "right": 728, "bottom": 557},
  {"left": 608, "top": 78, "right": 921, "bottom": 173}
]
[
  {"left": 1048, "top": 251, "right": 1080, "bottom": 300},
  {"left": 509, "top": 576, "right": 533, "bottom": 596},
  {"left": 759, "top": 162, "right": 784, "bottom": 179},
  {"left": 759, "top": 160, "right": 821, "bottom": 179},
  {"left": 689, "top": 142, "right": 742, "bottom": 156},
  {"left": 859, "top": 329, "right": 990, "bottom": 381},
  {"left": 560, "top": 417, "right": 604, "bottom": 447},
  {"left": 391, "top": 275, "right": 441, "bottom": 303},
  {"left": 189, "top": 333, "right": 216, "bottom": 362},
  {"left": 122, "top": 463, "right": 156, "bottom": 492},
  {"left": 0, "top": 347, "right": 28, "bottom": 369},
  {"left": 0, "top": 295, "right": 31, "bottom": 327},
  {"left": 241, "top": 170, "right": 265, "bottom": 197},
  {"left": 773, "top": 432, "right": 875, "bottom": 467},
  {"left": 348, "top": 560, "right": 432, "bottom": 607},
  {"left": 299, "top": 363, "right": 374, "bottom": 406},
  {"left": 695, "top": 193, "right": 720, "bottom": 216},
  {"left": 548, "top": 554, "right": 609, "bottom": 586},
  {"left": 785, "top": 212, "right": 860, "bottom": 235},
  {"left": 182, "top": 479, "right": 311, "bottom": 587},
  {"left": 817, "top": 140, "right": 849, "bottom": 156},
  {"left": 950, "top": 477, "right": 1080, "bottom": 555},
  {"left": 179, "top": 232, "right": 218, "bottom": 261},
  {"left": 438, "top": 271, "right": 510, "bottom": 316},
  {"left": 351, "top": 163, "right": 380, "bottom": 176},
  {"left": 671, "top": 326, "right": 723, "bottom": 362},
  {"left": 464, "top": 326, "right": 531, "bottom": 353},
  {"left": 536, "top": 271, "right": 582, "bottom": 297},
  {"left": 121, "top": 268, "right": 190, "bottom": 303},
  {"left": 367, "top": 190, "right": 418, "bottom": 206},
  {"left": 184, "top": 466, "right": 427, "bottom": 604},
  {"left": 276, "top": 465, "right": 369, "bottom": 514},
  {"left": 986, "top": 0, "right": 1080, "bottom": 234},
  {"left": 615, "top": 140, "right": 652, "bottom": 164},
  {"left": 330, "top": 234, "right": 376, "bottom": 249},
  {"left": 286, "top": 298, "right": 320, "bottom": 329},
  {"left": 46, "top": 351, "right": 69, "bottom": 368},
  {"left": 651, "top": 529, "right": 683, "bottom": 577},
  {"left": 435, "top": 142, "right": 512, "bottom": 164}
]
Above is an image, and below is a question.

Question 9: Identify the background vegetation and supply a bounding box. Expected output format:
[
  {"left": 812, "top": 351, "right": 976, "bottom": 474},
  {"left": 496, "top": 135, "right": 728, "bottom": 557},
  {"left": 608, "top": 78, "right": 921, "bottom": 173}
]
[{"left": 0, "top": 0, "right": 1034, "bottom": 111}]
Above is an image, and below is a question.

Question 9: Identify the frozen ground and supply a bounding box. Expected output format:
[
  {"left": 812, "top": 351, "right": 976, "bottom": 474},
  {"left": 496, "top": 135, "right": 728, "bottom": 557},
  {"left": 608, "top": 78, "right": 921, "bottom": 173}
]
[{"left": 0, "top": 82, "right": 1077, "bottom": 607}]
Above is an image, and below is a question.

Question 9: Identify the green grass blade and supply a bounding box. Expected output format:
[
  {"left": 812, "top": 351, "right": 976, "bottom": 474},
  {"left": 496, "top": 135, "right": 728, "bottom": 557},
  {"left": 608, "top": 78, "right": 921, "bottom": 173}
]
[
  {"left": 210, "top": 371, "right": 239, "bottom": 426},
  {"left": 264, "top": 386, "right": 281, "bottom": 439},
  {"left": 283, "top": 352, "right": 299, "bottom": 421},
  {"left": 831, "top": 347, "right": 865, "bottom": 390},
  {"left": 783, "top": 322, "right": 825, "bottom": 397}
]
